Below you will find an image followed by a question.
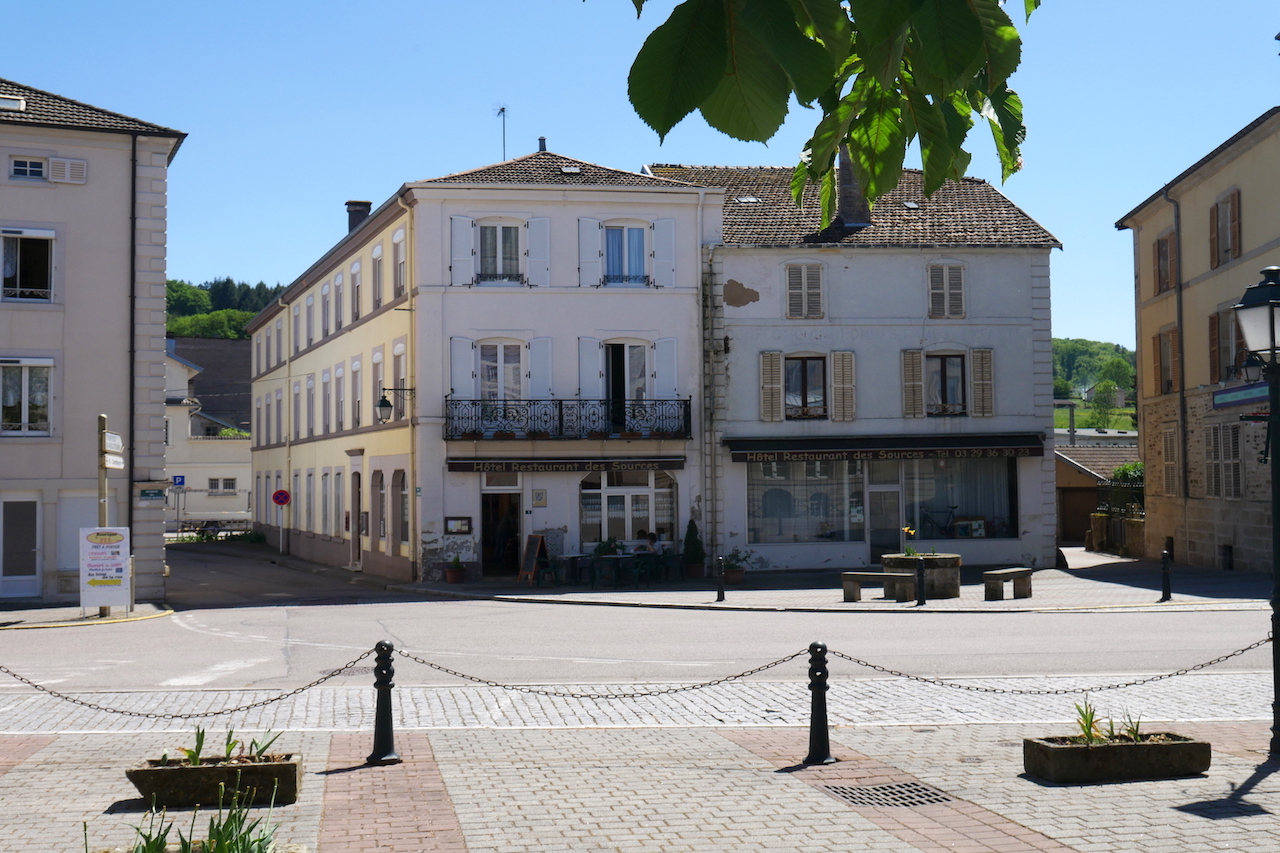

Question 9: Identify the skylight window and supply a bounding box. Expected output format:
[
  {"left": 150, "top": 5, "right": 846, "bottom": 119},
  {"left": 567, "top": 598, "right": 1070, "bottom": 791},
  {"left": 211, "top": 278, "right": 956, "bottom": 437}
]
[
  {"left": 903, "top": 201, "right": 920, "bottom": 210},
  {"left": 735, "top": 196, "right": 761, "bottom": 204},
  {"left": 560, "top": 165, "right": 580, "bottom": 174},
  {"left": 0, "top": 96, "right": 26, "bottom": 112}
]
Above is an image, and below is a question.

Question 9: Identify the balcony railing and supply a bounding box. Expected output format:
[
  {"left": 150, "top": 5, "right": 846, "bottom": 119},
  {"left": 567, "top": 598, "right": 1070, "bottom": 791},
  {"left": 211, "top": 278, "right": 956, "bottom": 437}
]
[{"left": 445, "top": 398, "right": 692, "bottom": 440}]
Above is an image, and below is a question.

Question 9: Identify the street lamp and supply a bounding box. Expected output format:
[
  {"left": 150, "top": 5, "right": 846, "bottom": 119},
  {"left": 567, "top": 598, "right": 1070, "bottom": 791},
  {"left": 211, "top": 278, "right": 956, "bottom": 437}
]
[
  {"left": 374, "top": 387, "right": 415, "bottom": 424},
  {"left": 1231, "top": 265, "right": 1280, "bottom": 756}
]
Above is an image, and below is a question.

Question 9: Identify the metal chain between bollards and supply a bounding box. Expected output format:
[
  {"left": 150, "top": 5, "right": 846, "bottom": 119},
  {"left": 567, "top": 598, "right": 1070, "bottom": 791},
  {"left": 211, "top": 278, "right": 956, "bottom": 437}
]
[
  {"left": 829, "top": 634, "right": 1272, "bottom": 695},
  {"left": 0, "top": 648, "right": 376, "bottom": 719},
  {"left": 391, "top": 647, "right": 808, "bottom": 699}
]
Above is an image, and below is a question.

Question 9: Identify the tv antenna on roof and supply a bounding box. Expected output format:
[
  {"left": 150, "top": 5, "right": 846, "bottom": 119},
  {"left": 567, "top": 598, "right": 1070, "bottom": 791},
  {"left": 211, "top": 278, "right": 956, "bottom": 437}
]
[{"left": 494, "top": 105, "right": 508, "bottom": 160}]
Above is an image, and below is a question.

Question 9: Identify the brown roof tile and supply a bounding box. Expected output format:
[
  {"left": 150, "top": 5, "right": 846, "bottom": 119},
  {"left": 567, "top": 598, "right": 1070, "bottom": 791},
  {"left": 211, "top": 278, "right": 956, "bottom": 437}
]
[
  {"left": 647, "top": 164, "right": 1059, "bottom": 248},
  {"left": 1055, "top": 446, "right": 1141, "bottom": 480},
  {"left": 417, "top": 151, "right": 699, "bottom": 188},
  {"left": 0, "top": 77, "right": 184, "bottom": 138}
]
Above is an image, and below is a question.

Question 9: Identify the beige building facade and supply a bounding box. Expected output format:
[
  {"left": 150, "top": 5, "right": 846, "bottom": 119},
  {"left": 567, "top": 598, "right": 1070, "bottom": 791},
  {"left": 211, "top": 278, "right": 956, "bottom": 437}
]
[
  {"left": 1, "top": 78, "right": 183, "bottom": 602},
  {"left": 1118, "top": 107, "right": 1280, "bottom": 569}
]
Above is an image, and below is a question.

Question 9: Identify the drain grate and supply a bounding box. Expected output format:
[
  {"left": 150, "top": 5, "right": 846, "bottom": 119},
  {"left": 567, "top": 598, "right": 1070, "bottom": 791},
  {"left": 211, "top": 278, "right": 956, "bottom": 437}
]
[{"left": 825, "top": 782, "right": 953, "bottom": 808}]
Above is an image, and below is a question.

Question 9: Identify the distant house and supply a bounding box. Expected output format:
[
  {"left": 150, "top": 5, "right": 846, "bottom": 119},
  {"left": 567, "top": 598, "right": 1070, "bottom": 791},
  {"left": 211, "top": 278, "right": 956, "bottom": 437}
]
[
  {"left": 1055, "top": 446, "right": 1141, "bottom": 543},
  {"left": 1083, "top": 384, "right": 1126, "bottom": 407},
  {"left": 1, "top": 78, "right": 183, "bottom": 602},
  {"left": 164, "top": 340, "right": 251, "bottom": 531},
  {"left": 1117, "top": 106, "right": 1280, "bottom": 570}
]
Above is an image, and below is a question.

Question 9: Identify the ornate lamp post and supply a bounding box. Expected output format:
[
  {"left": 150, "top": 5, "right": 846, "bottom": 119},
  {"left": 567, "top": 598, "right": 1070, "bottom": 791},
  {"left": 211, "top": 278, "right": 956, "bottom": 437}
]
[{"left": 1232, "top": 265, "right": 1280, "bottom": 756}]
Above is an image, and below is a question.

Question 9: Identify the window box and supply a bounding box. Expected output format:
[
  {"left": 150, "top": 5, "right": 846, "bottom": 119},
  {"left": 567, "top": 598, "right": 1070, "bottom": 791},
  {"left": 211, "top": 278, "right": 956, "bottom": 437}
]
[
  {"left": 126, "top": 754, "right": 302, "bottom": 807},
  {"left": 1023, "top": 735, "right": 1210, "bottom": 784}
]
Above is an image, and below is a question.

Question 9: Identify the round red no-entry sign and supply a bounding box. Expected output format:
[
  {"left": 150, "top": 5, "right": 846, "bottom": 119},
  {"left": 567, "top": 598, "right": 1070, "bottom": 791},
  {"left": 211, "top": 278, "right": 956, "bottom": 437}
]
[{"left": 272, "top": 490, "right": 291, "bottom": 506}]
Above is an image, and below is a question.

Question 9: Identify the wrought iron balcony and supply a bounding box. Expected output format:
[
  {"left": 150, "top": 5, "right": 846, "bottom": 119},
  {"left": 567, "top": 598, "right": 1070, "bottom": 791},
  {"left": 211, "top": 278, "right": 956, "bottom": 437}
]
[{"left": 445, "top": 398, "right": 692, "bottom": 440}]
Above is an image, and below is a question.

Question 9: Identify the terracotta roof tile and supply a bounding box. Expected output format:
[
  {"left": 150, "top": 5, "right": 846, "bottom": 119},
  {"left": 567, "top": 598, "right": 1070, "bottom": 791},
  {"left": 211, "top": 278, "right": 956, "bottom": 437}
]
[
  {"left": 0, "top": 77, "right": 183, "bottom": 137},
  {"left": 647, "top": 164, "right": 1059, "bottom": 248},
  {"left": 416, "top": 151, "right": 699, "bottom": 188},
  {"left": 1055, "top": 446, "right": 1141, "bottom": 480}
]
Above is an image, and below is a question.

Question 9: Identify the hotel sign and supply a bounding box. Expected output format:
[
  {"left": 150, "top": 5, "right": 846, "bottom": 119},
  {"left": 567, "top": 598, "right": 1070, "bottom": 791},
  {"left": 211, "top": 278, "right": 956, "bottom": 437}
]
[{"left": 448, "top": 457, "right": 685, "bottom": 473}]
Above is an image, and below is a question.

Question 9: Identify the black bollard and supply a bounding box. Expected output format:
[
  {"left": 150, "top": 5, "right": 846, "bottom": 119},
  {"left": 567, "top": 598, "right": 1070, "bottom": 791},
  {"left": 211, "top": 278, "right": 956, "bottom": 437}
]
[
  {"left": 803, "top": 641, "right": 837, "bottom": 765},
  {"left": 1159, "top": 549, "right": 1172, "bottom": 603},
  {"left": 366, "top": 640, "right": 403, "bottom": 765},
  {"left": 715, "top": 555, "right": 725, "bottom": 603},
  {"left": 915, "top": 556, "right": 927, "bottom": 607}
]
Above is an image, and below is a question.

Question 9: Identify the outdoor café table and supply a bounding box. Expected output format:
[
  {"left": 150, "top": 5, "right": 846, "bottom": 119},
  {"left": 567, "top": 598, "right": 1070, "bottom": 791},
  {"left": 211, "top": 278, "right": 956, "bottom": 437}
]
[
  {"left": 592, "top": 554, "right": 635, "bottom": 589},
  {"left": 556, "top": 553, "right": 590, "bottom": 584}
]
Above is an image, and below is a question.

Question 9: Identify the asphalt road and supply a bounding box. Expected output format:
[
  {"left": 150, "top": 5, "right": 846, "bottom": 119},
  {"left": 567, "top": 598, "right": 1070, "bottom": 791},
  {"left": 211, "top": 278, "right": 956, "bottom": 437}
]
[{"left": 0, "top": 546, "right": 1270, "bottom": 694}]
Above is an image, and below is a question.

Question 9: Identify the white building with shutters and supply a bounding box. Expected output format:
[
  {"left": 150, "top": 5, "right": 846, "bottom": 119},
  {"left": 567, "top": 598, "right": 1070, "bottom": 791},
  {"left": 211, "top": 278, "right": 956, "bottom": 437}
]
[
  {"left": 1, "top": 78, "right": 183, "bottom": 603},
  {"left": 650, "top": 162, "right": 1060, "bottom": 570},
  {"left": 248, "top": 146, "right": 720, "bottom": 580}
]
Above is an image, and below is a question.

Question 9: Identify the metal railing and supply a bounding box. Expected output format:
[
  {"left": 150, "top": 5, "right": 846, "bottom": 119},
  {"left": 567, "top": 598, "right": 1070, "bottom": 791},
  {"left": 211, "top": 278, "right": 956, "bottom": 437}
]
[
  {"left": 1097, "top": 479, "right": 1145, "bottom": 518},
  {"left": 445, "top": 398, "right": 692, "bottom": 440}
]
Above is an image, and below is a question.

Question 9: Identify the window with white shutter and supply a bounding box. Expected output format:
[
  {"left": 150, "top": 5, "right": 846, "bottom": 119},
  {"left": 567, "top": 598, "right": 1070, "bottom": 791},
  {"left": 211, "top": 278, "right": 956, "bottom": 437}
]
[
  {"left": 760, "top": 351, "right": 783, "bottom": 421},
  {"left": 1205, "top": 423, "right": 1241, "bottom": 499},
  {"left": 47, "top": 157, "right": 87, "bottom": 184},
  {"left": 785, "top": 264, "right": 822, "bottom": 319},
  {"left": 927, "top": 264, "right": 964, "bottom": 318}
]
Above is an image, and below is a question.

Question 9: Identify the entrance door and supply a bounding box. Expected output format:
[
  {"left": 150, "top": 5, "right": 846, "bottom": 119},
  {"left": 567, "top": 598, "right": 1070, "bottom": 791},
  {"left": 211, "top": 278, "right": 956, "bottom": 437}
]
[
  {"left": 1, "top": 500, "right": 39, "bottom": 597},
  {"left": 481, "top": 492, "right": 521, "bottom": 576},
  {"left": 866, "top": 459, "right": 901, "bottom": 565},
  {"left": 606, "top": 343, "right": 646, "bottom": 432},
  {"left": 349, "top": 472, "right": 362, "bottom": 568}
]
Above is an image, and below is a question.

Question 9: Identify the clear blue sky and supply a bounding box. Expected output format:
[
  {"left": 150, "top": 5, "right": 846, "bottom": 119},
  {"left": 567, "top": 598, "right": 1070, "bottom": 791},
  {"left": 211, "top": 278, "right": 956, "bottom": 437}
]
[{"left": 7, "top": 1, "right": 1279, "bottom": 348}]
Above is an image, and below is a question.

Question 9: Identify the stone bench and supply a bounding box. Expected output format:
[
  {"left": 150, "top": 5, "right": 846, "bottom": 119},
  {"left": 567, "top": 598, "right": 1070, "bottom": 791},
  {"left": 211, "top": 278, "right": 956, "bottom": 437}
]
[
  {"left": 984, "top": 567, "right": 1034, "bottom": 601},
  {"left": 843, "top": 571, "right": 916, "bottom": 603}
]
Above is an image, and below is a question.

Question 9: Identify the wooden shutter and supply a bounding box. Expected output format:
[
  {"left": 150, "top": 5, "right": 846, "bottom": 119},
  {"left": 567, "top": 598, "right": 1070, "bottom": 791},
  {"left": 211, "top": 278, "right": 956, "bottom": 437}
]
[
  {"left": 1151, "top": 334, "right": 1163, "bottom": 396},
  {"left": 970, "top": 349, "right": 994, "bottom": 416},
  {"left": 578, "top": 218, "right": 602, "bottom": 287},
  {"left": 578, "top": 337, "right": 603, "bottom": 398},
  {"left": 48, "top": 157, "right": 87, "bottom": 184},
  {"left": 1162, "top": 429, "right": 1178, "bottom": 497},
  {"left": 902, "top": 349, "right": 924, "bottom": 418},
  {"left": 760, "top": 351, "right": 783, "bottom": 421},
  {"left": 1209, "top": 203, "right": 1220, "bottom": 269},
  {"left": 1205, "top": 426, "right": 1221, "bottom": 498},
  {"left": 830, "top": 351, "right": 855, "bottom": 421},
  {"left": 653, "top": 338, "right": 678, "bottom": 399},
  {"left": 528, "top": 337, "right": 552, "bottom": 399},
  {"left": 449, "top": 337, "right": 475, "bottom": 399},
  {"left": 786, "top": 266, "right": 805, "bottom": 318},
  {"left": 1169, "top": 328, "right": 1181, "bottom": 393},
  {"left": 449, "top": 216, "right": 474, "bottom": 285},
  {"left": 1167, "top": 232, "right": 1178, "bottom": 287},
  {"left": 651, "top": 218, "right": 676, "bottom": 288},
  {"left": 1152, "top": 239, "right": 1162, "bottom": 295},
  {"left": 1208, "top": 314, "right": 1220, "bottom": 383},
  {"left": 1226, "top": 423, "right": 1242, "bottom": 498},
  {"left": 946, "top": 266, "right": 964, "bottom": 316},
  {"left": 804, "top": 265, "right": 822, "bottom": 317},
  {"left": 1229, "top": 189, "right": 1241, "bottom": 259},
  {"left": 526, "top": 218, "right": 550, "bottom": 287},
  {"left": 928, "top": 266, "right": 946, "bottom": 317}
]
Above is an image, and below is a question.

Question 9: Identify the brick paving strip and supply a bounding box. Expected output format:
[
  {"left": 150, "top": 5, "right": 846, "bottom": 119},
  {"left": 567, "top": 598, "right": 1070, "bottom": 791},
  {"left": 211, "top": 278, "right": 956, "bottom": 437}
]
[
  {"left": 722, "top": 729, "right": 1079, "bottom": 853},
  {"left": 318, "top": 731, "right": 465, "bottom": 852},
  {"left": 0, "top": 734, "right": 56, "bottom": 775}
]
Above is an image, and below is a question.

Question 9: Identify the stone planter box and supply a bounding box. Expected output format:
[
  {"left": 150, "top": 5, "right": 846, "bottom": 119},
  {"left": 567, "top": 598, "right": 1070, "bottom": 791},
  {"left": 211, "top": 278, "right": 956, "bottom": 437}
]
[
  {"left": 126, "top": 755, "right": 302, "bottom": 807},
  {"left": 1023, "top": 737, "right": 1210, "bottom": 784},
  {"left": 880, "top": 553, "right": 961, "bottom": 598}
]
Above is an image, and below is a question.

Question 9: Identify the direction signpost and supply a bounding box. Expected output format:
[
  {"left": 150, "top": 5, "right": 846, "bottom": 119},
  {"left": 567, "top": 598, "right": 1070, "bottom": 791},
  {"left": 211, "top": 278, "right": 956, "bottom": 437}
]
[{"left": 92, "top": 415, "right": 131, "bottom": 617}]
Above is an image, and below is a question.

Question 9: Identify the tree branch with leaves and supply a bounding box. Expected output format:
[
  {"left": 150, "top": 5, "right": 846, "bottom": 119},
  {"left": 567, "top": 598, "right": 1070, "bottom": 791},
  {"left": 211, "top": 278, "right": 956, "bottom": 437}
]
[{"left": 625, "top": 0, "right": 1041, "bottom": 222}]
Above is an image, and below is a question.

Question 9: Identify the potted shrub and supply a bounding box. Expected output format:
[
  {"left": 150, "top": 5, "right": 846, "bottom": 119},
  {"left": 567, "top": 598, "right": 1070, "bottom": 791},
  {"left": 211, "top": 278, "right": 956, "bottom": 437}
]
[
  {"left": 126, "top": 727, "right": 301, "bottom": 807},
  {"left": 1023, "top": 699, "right": 1211, "bottom": 784},
  {"left": 682, "top": 519, "right": 706, "bottom": 578},
  {"left": 446, "top": 553, "right": 466, "bottom": 584},
  {"left": 881, "top": 530, "right": 962, "bottom": 598},
  {"left": 720, "top": 546, "right": 754, "bottom": 584}
]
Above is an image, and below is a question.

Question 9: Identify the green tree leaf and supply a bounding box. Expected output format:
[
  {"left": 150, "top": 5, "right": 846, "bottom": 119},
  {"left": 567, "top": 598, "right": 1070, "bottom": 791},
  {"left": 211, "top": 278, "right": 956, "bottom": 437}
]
[
  {"left": 847, "top": 74, "right": 906, "bottom": 201},
  {"left": 787, "top": 0, "right": 855, "bottom": 63},
  {"left": 967, "top": 0, "right": 1021, "bottom": 88},
  {"left": 628, "top": 0, "right": 728, "bottom": 140},
  {"left": 740, "top": 0, "right": 835, "bottom": 104},
  {"left": 909, "top": 0, "right": 985, "bottom": 89},
  {"left": 698, "top": 14, "right": 792, "bottom": 142}
]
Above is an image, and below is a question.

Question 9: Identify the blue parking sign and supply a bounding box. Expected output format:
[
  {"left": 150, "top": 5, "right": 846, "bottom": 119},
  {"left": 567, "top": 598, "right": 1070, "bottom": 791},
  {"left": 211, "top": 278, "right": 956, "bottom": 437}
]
[{"left": 172, "top": 475, "right": 185, "bottom": 486}]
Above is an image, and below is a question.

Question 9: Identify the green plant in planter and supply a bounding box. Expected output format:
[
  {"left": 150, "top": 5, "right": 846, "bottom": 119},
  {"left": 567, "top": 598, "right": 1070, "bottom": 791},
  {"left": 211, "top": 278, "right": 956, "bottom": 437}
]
[
  {"left": 593, "top": 537, "right": 620, "bottom": 557},
  {"left": 181, "top": 726, "right": 206, "bottom": 766},
  {"left": 721, "top": 546, "right": 755, "bottom": 571},
  {"left": 682, "top": 519, "right": 705, "bottom": 566},
  {"left": 451, "top": 553, "right": 463, "bottom": 571},
  {"left": 901, "top": 527, "right": 918, "bottom": 557}
]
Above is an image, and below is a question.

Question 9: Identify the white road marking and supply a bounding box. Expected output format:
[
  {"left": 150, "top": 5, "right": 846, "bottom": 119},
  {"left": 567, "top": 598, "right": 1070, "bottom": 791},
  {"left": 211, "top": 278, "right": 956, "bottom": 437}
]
[{"left": 160, "top": 658, "right": 271, "bottom": 686}]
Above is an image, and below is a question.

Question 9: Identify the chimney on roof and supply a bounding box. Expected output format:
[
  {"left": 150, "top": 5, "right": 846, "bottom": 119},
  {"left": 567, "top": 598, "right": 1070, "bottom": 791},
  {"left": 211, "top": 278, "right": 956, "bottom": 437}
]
[
  {"left": 345, "top": 200, "right": 372, "bottom": 233},
  {"left": 836, "top": 146, "right": 872, "bottom": 230},
  {"left": 538, "top": 136, "right": 547, "bottom": 152}
]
